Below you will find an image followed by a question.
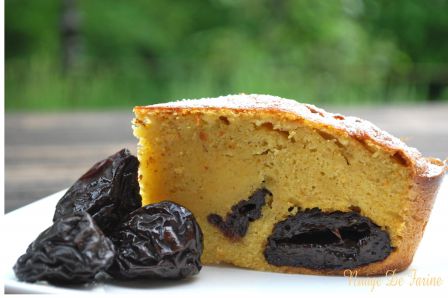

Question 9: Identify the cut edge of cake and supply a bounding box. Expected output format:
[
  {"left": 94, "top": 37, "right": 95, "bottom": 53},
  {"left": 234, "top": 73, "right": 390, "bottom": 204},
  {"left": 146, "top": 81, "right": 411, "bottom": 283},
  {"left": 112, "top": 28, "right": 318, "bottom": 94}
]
[{"left": 133, "top": 94, "right": 446, "bottom": 276}]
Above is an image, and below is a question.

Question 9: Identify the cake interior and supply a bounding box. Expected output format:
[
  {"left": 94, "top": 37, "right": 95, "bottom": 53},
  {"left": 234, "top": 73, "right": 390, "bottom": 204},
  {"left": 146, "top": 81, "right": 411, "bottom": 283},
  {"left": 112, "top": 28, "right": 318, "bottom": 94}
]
[{"left": 133, "top": 108, "right": 411, "bottom": 271}]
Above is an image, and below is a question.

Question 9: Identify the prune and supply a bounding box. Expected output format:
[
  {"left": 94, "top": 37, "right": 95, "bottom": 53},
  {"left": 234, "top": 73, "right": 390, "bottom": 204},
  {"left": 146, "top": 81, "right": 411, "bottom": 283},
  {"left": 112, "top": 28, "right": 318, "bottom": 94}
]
[
  {"left": 107, "top": 201, "right": 203, "bottom": 280},
  {"left": 53, "top": 148, "right": 142, "bottom": 235},
  {"left": 207, "top": 188, "right": 271, "bottom": 240},
  {"left": 14, "top": 213, "right": 115, "bottom": 284},
  {"left": 264, "top": 208, "right": 392, "bottom": 270}
]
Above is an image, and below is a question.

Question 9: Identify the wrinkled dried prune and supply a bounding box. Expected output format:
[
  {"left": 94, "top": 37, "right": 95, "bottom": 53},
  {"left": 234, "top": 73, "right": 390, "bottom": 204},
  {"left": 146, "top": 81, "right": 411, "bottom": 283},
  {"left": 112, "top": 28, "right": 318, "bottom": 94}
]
[
  {"left": 207, "top": 188, "right": 271, "bottom": 240},
  {"left": 14, "top": 213, "right": 115, "bottom": 284},
  {"left": 107, "top": 201, "right": 203, "bottom": 280},
  {"left": 53, "top": 148, "right": 142, "bottom": 235},
  {"left": 264, "top": 208, "right": 392, "bottom": 270}
]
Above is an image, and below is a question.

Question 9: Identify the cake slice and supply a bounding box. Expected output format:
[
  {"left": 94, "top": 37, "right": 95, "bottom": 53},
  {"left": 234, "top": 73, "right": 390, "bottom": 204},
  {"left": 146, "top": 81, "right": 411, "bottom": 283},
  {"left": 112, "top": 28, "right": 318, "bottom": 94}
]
[{"left": 133, "top": 94, "right": 446, "bottom": 276}]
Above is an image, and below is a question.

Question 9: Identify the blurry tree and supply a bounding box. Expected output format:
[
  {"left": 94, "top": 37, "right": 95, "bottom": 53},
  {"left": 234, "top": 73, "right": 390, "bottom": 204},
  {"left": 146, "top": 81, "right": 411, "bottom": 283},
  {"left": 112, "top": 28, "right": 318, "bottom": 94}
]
[
  {"left": 5, "top": 0, "right": 448, "bottom": 110},
  {"left": 60, "top": 0, "right": 82, "bottom": 74},
  {"left": 361, "top": 0, "right": 448, "bottom": 100}
]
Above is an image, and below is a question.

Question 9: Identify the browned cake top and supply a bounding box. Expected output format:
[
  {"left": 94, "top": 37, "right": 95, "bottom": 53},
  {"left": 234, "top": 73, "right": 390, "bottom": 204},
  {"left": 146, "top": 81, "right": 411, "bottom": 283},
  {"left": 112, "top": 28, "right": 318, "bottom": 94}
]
[{"left": 134, "top": 94, "right": 446, "bottom": 178}]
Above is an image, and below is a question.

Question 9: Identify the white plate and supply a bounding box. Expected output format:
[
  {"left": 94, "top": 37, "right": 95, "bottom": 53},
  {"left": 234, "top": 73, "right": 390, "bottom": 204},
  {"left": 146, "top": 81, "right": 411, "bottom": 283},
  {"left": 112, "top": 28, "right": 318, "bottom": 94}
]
[{"left": 4, "top": 177, "right": 448, "bottom": 295}]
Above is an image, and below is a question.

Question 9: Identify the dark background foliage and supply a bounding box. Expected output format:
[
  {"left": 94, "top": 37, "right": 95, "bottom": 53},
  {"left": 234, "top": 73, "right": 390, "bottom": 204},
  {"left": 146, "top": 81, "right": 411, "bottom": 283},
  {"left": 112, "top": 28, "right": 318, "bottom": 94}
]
[{"left": 5, "top": 0, "right": 448, "bottom": 110}]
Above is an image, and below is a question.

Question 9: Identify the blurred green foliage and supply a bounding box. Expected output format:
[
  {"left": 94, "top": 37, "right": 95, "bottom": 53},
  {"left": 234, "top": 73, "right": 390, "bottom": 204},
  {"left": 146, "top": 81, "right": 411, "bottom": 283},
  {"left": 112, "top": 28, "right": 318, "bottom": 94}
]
[{"left": 5, "top": 0, "right": 448, "bottom": 110}]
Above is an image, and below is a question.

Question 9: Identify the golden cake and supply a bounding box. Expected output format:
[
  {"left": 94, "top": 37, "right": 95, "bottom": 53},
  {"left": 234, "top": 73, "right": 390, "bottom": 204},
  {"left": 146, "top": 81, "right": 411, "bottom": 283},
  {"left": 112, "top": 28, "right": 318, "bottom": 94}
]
[{"left": 132, "top": 94, "right": 446, "bottom": 276}]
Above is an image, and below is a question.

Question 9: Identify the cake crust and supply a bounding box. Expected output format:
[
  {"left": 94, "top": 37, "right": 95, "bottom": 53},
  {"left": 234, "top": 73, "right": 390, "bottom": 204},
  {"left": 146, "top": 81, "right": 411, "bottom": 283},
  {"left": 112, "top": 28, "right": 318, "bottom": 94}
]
[{"left": 134, "top": 94, "right": 446, "bottom": 276}]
